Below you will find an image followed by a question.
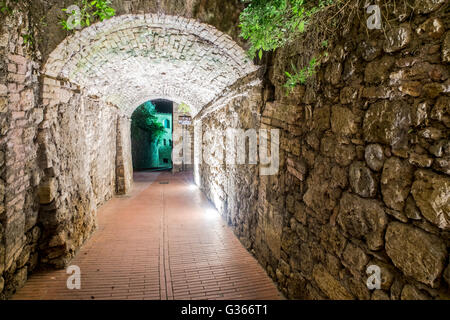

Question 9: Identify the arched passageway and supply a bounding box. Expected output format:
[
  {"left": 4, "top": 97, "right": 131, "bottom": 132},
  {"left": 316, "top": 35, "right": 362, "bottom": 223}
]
[
  {"left": 2, "top": 0, "right": 449, "bottom": 301},
  {"left": 3, "top": 11, "right": 272, "bottom": 299},
  {"left": 34, "top": 13, "right": 262, "bottom": 270}
]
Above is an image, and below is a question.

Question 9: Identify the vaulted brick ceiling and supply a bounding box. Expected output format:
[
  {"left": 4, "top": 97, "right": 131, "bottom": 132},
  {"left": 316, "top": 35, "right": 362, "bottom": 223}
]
[{"left": 43, "top": 14, "right": 257, "bottom": 116}]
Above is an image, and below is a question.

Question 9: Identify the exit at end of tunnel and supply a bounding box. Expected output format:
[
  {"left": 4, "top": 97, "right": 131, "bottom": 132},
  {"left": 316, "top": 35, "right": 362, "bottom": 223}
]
[{"left": 131, "top": 100, "right": 174, "bottom": 171}]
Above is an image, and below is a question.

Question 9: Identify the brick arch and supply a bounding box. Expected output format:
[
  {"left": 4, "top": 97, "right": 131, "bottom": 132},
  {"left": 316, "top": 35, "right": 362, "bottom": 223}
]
[{"left": 43, "top": 13, "right": 258, "bottom": 116}]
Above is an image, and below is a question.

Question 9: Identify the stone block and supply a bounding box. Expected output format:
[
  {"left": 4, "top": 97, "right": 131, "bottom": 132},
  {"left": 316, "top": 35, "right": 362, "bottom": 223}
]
[
  {"left": 401, "top": 284, "right": 429, "bottom": 300},
  {"left": 371, "top": 290, "right": 390, "bottom": 300},
  {"left": 0, "top": 97, "right": 7, "bottom": 113},
  {"left": 411, "top": 170, "right": 450, "bottom": 230},
  {"left": 338, "top": 192, "right": 388, "bottom": 251},
  {"left": 312, "top": 264, "right": 353, "bottom": 300},
  {"left": 0, "top": 243, "right": 5, "bottom": 274},
  {"left": 399, "top": 81, "right": 422, "bottom": 97},
  {"left": 331, "top": 106, "right": 358, "bottom": 136},
  {"left": 443, "top": 31, "right": 450, "bottom": 63},
  {"left": 335, "top": 143, "right": 356, "bottom": 167},
  {"left": 409, "top": 153, "right": 433, "bottom": 168},
  {"left": 385, "top": 222, "right": 446, "bottom": 288},
  {"left": 349, "top": 161, "right": 377, "bottom": 198},
  {"left": 365, "top": 144, "right": 385, "bottom": 171},
  {"left": 415, "top": 0, "right": 446, "bottom": 14},
  {"left": 38, "top": 177, "right": 57, "bottom": 205},
  {"left": 381, "top": 157, "right": 414, "bottom": 211},
  {"left": 342, "top": 242, "right": 369, "bottom": 276},
  {"left": 364, "top": 56, "right": 394, "bottom": 83},
  {"left": 430, "top": 96, "right": 449, "bottom": 128},
  {"left": 404, "top": 196, "right": 422, "bottom": 220},
  {"left": 6, "top": 266, "right": 27, "bottom": 294},
  {"left": 339, "top": 87, "right": 359, "bottom": 104},
  {"left": 363, "top": 100, "right": 411, "bottom": 149},
  {"left": 423, "top": 83, "right": 444, "bottom": 99},
  {"left": 383, "top": 24, "right": 412, "bottom": 53},
  {"left": 443, "top": 263, "right": 450, "bottom": 286}
]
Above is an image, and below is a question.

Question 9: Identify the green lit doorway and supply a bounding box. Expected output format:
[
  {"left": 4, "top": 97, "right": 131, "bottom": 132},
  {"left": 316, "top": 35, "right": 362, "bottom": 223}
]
[{"left": 131, "top": 99, "right": 173, "bottom": 171}]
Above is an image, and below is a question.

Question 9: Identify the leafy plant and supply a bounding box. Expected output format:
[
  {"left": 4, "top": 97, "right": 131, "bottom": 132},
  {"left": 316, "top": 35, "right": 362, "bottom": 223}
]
[
  {"left": 22, "top": 33, "right": 34, "bottom": 46},
  {"left": 239, "top": 0, "right": 333, "bottom": 59},
  {"left": 283, "top": 49, "right": 328, "bottom": 93},
  {"left": 0, "top": 3, "right": 11, "bottom": 15},
  {"left": 60, "top": 0, "right": 116, "bottom": 31},
  {"left": 131, "top": 102, "right": 166, "bottom": 141},
  {"left": 0, "top": 0, "right": 18, "bottom": 15},
  {"left": 284, "top": 57, "right": 317, "bottom": 92}
]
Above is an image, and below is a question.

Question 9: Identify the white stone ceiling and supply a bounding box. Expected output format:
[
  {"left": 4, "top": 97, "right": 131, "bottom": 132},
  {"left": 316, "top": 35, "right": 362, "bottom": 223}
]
[{"left": 43, "top": 14, "right": 258, "bottom": 116}]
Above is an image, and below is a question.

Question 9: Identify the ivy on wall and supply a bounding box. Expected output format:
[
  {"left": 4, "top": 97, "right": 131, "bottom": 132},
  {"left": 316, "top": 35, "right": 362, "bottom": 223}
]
[
  {"left": 239, "top": 0, "right": 333, "bottom": 91},
  {"left": 239, "top": 0, "right": 332, "bottom": 59}
]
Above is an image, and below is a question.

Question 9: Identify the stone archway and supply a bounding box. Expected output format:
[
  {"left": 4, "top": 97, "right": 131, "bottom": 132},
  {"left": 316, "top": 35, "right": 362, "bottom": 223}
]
[{"left": 42, "top": 14, "right": 258, "bottom": 116}]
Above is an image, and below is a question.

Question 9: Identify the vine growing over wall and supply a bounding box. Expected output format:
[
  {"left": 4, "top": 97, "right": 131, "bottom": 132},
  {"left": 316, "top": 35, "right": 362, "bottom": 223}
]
[
  {"left": 239, "top": 0, "right": 332, "bottom": 59},
  {"left": 239, "top": 0, "right": 333, "bottom": 90}
]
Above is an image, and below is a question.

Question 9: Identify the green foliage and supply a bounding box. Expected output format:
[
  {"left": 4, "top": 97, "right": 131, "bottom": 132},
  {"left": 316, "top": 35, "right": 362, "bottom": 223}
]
[
  {"left": 22, "top": 33, "right": 33, "bottom": 46},
  {"left": 284, "top": 41, "right": 328, "bottom": 92},
  {"left": 239, "top": 0, "right": 332, "bottom": 59},
  {"left": 0, "top": 0, "right": 18, "bottom": 15},
  {"left": 177, "top": 102, "right": 191, "bottom": 114},
  {"left": 131, "top": 102, "right": 166, "bottom": 141},
  {"left": 0, "top": 2, "right": 12, "bottom": 15},
  {"left": 283, "top": 57, "right": 318, "bottom": 93},
  {"left": 61, "top": 0, "right": 115, "bottom": 31}
]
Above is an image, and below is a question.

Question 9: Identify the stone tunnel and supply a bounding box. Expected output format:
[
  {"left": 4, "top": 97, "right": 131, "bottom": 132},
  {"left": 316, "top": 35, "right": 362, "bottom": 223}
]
[{"left": 0, "top": 0, "right": 449, "bottom": 300}]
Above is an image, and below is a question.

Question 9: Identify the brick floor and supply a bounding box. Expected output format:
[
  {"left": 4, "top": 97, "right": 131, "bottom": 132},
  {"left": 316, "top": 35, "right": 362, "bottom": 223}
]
[{"left": 13, "top": 171, "right": 283, "bottom": 300}]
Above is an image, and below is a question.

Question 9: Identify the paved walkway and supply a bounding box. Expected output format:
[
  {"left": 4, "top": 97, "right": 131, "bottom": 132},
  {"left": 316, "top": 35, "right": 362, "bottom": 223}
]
[{"left": 13, "top": 171, "right": 282, "bottom": 300}]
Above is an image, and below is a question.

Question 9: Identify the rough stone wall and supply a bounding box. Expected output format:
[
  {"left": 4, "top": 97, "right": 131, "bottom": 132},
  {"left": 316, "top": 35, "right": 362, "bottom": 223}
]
[
  {"left": 30, "top": 76, "right": 125, "bottom": 274},
  {"left": 1, "top": 0, "right": 448, "bottom": 301},
  {"left": 0, "top": 10, "right": 42, "bottom": 298},
  {"left": 197, "top": 2, "right": 450, "bottom": 300},
  {"left": 85, "top": 98, "right": 118, "bottom": 206},
  {"left": 0, "top": 8, "right": 131, "bottom": 294},
  {"left": 196, "top": 78, "right": 262, "bottom": 249},
  {"left": 256, "top": 3, "right": 450, "bottom": 300}
]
